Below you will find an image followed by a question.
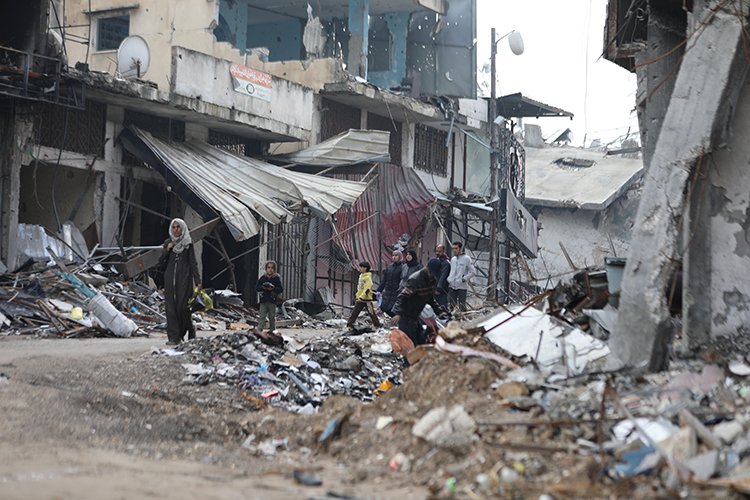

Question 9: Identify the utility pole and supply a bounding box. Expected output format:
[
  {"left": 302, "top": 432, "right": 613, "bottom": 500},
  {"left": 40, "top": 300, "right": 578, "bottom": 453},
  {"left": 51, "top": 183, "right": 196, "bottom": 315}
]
[{"left": 487, "top": 27, "right": 499, "bottom": 303}]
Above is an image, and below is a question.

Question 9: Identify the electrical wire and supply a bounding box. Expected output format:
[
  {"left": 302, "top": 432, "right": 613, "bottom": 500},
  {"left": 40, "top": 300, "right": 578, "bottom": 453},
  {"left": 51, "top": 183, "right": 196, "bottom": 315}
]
[
  {"left": 49, "top": 0, "right": 68, "bottom": 60},
  {"left": 84, "top": 0, "right": 92, "bottom": 66}
]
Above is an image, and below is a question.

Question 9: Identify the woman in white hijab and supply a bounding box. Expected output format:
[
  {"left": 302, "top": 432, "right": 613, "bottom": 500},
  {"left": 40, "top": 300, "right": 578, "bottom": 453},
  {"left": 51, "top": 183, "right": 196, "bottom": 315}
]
[{"left": 160, "top": 218, "right": 202, "bottom": 345}]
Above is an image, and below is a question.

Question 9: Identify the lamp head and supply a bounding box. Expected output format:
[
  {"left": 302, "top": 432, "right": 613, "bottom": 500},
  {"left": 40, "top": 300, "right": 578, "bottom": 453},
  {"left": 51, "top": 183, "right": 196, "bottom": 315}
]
[{"left": 508, "top": 31, "right": 524, "bottom": 56}]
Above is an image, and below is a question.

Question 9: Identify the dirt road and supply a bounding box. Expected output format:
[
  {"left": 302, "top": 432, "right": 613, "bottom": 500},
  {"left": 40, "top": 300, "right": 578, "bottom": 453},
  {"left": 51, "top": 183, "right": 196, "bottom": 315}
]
[{"left": 0, "top": 332, "right": 426, "bottom": 499}]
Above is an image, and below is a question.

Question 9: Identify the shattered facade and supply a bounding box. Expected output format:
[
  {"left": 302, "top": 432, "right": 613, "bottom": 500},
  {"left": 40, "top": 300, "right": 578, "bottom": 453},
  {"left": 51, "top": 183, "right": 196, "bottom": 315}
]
[{"left": 1, "top": 0, "right": 530, "bottom": 311}]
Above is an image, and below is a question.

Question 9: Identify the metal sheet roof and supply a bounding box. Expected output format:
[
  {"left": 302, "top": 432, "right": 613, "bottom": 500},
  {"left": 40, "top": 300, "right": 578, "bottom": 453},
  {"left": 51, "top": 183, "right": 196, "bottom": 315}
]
[
  {"left": 493, "top": 93, "right": 574, "bottom": 119},
  {"left": 334, "top": 164, "right": 435, "bottom": 270},
  {"left": 130, "top": 128, "right": 367, "bottom": 241},
  {"left": 278, "top": 129, "right": 391, "bottom": 167}
]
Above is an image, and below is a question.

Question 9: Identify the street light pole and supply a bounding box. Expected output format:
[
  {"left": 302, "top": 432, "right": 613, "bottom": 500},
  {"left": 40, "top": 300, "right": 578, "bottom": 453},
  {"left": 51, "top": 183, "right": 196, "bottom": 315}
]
[
  {"left": 486, "top": 29, "right": 523, "bottom": 304},
  {"left": 487, "top": 27, "right": 499, "bottom": 303}
]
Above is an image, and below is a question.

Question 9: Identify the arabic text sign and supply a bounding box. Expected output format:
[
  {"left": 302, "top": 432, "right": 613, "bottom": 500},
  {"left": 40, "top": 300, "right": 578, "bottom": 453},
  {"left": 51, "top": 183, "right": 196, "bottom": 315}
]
[{"left": 230, "top": 63, "right": 272, "bottom": 102}]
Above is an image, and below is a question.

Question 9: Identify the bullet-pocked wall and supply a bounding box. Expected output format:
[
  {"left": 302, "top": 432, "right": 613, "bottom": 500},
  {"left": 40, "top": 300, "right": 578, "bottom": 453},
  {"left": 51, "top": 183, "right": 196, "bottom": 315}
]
[
  {"left": 62, "top": 0, "right": 247, "bottom": 91},
  {"left": 685, "top": 77, "right": 750, "bottom": 341}
]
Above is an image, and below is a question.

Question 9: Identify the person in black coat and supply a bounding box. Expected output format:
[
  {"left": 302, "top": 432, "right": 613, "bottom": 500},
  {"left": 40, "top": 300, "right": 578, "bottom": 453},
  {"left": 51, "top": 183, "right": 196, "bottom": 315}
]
[
  {"left": 401, "top": 249, "right": 423, "bottom": 288},
  {"left": 391, "top": 267, "right": 437, "bottom": 346},
  {"left": 256, "top": 260, "right": 283, "bottom": 333},
  {"left": 160, "top": 218, "right": 202, "bottom": 345},
  {"left": 378, "top": 250, "right": 407, "bottom": 316},
  {"left": 428, "top": 257, "right": 451, "bottom": 316}
]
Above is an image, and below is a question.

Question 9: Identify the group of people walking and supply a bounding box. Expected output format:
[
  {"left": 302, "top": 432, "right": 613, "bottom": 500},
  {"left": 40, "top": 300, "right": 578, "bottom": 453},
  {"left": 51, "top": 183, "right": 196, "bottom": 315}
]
[
  {"left": 160, "top": 218, "right": 473, "bottom": 350},
  {"left": 347, "top": 241, "right": 475, "bottom": 346}
]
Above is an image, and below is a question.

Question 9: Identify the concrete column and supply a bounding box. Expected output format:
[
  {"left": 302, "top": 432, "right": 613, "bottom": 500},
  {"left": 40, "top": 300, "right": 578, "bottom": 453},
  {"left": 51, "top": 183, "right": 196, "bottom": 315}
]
[
  {"left": 310, "top": 94, "right": 323, "bottom": 145},
  {"left": 347, "top": 0, "right": 369, "bottom": 78},
  {"left": 633, "top": 8, "right": 686, "bottom": 170},
  {"left": 401, "top": 123, "right": 415, "bottom": 167},
  {"left": 258, "top": 221, "right": 269, "bottom": 276},
  {"left": 0, "top": 105, "right": 33, "bottom": 269},
  {"left": 100, "top": 106, "right": 123, "bottom": 247},
  {"left": 385, "top": 13, "right": 408, "bottom": 83},
  {"left": 611, "top": 6, "right": 748, "bottom": 370}
]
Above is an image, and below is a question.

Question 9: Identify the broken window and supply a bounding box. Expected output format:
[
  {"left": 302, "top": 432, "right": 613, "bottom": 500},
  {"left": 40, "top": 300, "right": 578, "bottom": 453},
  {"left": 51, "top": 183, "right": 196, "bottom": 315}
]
[
  {"left": 320, "top": 99, "right": 360, "bottom": 141},
  {"left": 603, "top": 0, "right": 648, "bottom": 71},
  {"left": 96, "top": 15, "right": 130, "bottom": 51},
  {"left": 368, "top": 16, "right": 392, "bottom": 72},
  {"left": 413, "top": 124, "right": 448, "bottom": 177},
  {"left": 208, "top": 130, "right": 263, "bottom": 157}
]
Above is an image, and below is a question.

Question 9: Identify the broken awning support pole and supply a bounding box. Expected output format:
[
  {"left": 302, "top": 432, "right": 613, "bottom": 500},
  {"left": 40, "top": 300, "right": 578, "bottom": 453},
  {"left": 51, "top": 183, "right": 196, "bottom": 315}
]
[{"left": 610, "top": 4, "right": 750, "bottom": 371}]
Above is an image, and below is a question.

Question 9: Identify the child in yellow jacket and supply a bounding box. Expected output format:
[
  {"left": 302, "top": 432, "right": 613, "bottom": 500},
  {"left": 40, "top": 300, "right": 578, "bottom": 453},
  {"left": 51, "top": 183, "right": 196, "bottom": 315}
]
[{"left": 346, "top": 261, "right": 382, "bottom": 330}]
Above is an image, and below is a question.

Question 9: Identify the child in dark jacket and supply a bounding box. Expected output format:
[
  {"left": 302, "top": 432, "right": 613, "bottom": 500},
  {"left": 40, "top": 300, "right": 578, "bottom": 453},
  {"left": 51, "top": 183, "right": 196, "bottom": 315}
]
[{"left": 256, "top": 260, "right": 283, "bottom": 332}]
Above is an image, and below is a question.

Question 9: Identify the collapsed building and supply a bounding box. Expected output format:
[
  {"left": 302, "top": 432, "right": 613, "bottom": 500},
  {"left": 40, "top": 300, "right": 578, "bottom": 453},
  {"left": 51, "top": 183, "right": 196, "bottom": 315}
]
[
  {"left": 604, "top": 0, "right": 750, "bottom": 369},
  {"left": 2, "top": 0, "right": 571, "bottom": 310}
]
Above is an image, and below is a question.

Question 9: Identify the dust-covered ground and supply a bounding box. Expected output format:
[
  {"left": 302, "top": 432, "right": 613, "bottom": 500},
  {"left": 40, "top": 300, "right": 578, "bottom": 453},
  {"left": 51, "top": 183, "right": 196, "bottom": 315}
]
[
  {"left": 1, "top": 329, "right": 742, "bottom": 499},
  {"left": 0, "top": 330, "right": 425, "bottom": 499}
]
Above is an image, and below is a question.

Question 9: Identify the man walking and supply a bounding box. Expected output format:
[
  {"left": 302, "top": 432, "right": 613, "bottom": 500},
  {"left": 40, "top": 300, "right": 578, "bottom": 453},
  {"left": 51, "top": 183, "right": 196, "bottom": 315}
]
[
  {"left": 447, "top": 241, "right": 474, "bottom": 312},
  {"left": 391, "top": 266, "right": 437, "bottom": 346},
  {"left": 378, "top": 250, "right": 407, "bottom": 316}
]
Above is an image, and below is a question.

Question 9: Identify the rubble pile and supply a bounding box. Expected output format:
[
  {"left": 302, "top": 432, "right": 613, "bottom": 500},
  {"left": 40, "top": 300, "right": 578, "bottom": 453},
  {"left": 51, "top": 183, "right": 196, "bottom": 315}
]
[
  {"left": 289, "top": 342, "right": 749, "bottom": 496},
  {"left": 171, "top": 329, "right": 403, "bottom": 413},
  {"left": 0, "top": 263, "right": 263, "bottom": 338}
]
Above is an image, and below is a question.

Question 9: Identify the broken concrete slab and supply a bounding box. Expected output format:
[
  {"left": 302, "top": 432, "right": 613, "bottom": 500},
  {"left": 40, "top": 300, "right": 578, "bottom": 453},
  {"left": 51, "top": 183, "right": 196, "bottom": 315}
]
[
  {"left": 480, "top": 305, "right": 609, "bottom": 375},
  {"left": 686, "top": 450, "right": 720, "bottom": 481},
  {"left": 713, "top": 420, "right": 745, "bottom": 445},
  {"left": 412, "top": 405, "right": 476, "bottom": 450}
]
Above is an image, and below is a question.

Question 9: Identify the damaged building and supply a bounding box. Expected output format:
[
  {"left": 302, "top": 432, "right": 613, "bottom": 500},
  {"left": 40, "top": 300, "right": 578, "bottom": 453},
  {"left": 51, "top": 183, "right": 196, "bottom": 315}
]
[
  {"left": 522, "top": 129, "right": 643, "bottom": 286},
  {"left": 0, "top": 0, "right": 549, "bottom": 312},
  {"left": 603, "top": 0, "right": 750, "bottom": 369}
]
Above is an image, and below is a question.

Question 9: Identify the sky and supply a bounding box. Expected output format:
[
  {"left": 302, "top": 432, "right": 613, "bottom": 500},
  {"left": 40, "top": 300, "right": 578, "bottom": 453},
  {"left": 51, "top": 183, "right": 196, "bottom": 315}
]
[{"left": 476, "top": 0, "right": 639, "bottom": 147}]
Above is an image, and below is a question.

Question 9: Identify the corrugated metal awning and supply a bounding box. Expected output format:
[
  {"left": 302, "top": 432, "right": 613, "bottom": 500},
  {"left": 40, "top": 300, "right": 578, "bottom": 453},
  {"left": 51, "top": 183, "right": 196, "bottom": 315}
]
[
  {"left": 122, "top": 128, "right": 367, "bottom": 241},
  {"left": 277, "top": 129, "right": 391, "bottom": 167},
  {"left": 334, "top": 164, "right": 435, "bottom": 270}
]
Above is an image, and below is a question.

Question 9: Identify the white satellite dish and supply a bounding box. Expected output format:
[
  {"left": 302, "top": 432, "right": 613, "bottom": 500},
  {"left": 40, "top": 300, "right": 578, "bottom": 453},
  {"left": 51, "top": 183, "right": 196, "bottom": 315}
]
[{"left": 117, "top": 35, "right": 150, "bottom": 78}]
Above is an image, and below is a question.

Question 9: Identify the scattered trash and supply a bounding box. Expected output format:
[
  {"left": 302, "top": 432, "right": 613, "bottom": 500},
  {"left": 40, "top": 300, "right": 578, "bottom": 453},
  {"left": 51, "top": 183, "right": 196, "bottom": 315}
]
[
  {"left": 376, "top": 416, "right": 394, "bottom": 430},
  {"left": 387, "top": 328, "right": 415, "bottom": 354},
  {"left": 319, "top": 414, "right": 349, "bottom": 446},
  {"left": 389, "top": 452, "right": 411, "bottom": 472},
  {"left": 293, "top": 470, "right": 322, "bottom": 486},
  {"left": 412, "top": 405, "right": 476, "bottom": 450}
]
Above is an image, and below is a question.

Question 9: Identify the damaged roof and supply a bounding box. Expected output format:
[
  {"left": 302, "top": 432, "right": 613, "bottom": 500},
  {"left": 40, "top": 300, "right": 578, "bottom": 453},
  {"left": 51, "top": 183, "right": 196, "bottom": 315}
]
[
  {"left": 523, "top": 145, "right": 643, "bottom": 210},
  {"left": 495, "top": 93, "right": 574, "bottom": 119},
  {"left": 277, "top": 129, "right": 391, "bottom": 167},
  {"left": 122, "top": 128, "right": 367, "bottom": 241}
]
